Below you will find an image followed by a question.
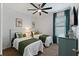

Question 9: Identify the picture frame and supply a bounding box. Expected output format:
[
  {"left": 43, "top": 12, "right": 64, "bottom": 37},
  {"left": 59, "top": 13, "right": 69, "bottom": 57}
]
[{"left": 16, "top": 18, "right": 22, "bottom": 27}]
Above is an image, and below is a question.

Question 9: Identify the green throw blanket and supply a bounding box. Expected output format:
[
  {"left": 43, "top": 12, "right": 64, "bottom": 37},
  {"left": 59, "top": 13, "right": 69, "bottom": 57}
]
[
  {"left": 18, "top": 38, "right": 39, "bottom": 56},
  {"left": 39, "top": 35, "right": 49, "bottom": 43}
]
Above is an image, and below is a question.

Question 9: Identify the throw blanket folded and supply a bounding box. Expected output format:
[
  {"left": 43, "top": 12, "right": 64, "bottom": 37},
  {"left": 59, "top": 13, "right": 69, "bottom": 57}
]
[
  {"left": 39, "top": 35, "right": 49, "bottom": 43},
  {"left": 18, "top": 38, "right": 39, "bottom": 56}
]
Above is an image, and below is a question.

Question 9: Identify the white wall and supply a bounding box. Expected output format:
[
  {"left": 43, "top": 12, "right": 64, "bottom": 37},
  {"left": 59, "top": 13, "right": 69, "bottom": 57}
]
[
  {"left": 0, "top": 4, "right": 1, "bottom": 52},
  {"left": 0, "top": 3, "right": 2, "bottom": 55},
  {"left": 32, "top": 13, "right": 53, "bottom": 36},
  {"left": 3, "top": 4, "right": 32, "bottom": 49},
  {"left": 77, "top": 8, "right": 79, "bottom": 56}
]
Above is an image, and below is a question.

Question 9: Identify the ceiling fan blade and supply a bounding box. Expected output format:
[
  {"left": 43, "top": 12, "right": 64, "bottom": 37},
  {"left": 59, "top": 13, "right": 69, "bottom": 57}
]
[
  {"left": 30, "top": 3, "right": 38, "bottom": 9},
  {"left": 41, "top": 3, "right": 46, "bottom": 8},
  {"left": 33, "top": 11, "right": 38, "bottom": 14},
  {"left": 27, "top": 9, "right": 37, "bottom": 11},
  {"left": 39, "top": 12, "right": 41, "bottom": 15},
  {"left": 42, "top": 7, "right": 52, "bottom": 10},
  {"left": 42, "top": 10, "right": 48, "bottom": 14}
]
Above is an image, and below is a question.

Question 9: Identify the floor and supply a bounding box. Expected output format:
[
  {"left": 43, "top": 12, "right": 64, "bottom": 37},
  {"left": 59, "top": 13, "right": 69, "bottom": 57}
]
[{"left": 3, "top": 44, "right": 58, "bottom": 56}]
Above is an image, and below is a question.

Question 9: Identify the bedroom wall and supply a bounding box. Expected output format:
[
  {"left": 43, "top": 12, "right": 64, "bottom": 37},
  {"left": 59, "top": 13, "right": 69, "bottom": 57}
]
[
  {"left": 0, "top": 3, "right": 2, "bottom": 55},
  {"left": 77, "top": 9, "right": 79, "bottom": 56},
  {"left": 32, "top": 13, "right": 53, "bottom": 36},
  {"left": 3, "top": 4, "right": 32, "bottom": 49}
]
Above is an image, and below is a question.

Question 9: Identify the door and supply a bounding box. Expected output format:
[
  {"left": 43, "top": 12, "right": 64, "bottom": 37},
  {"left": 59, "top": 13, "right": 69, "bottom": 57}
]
[{"left": 59, "top": 37, "right": 78, "bottom": 56}]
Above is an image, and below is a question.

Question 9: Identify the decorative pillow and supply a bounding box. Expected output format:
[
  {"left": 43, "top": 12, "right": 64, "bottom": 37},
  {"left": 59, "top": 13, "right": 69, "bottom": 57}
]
[
  {"left": 18, "top": 33, "right": 23, "bottom": 38},
  {"left": 34, "top": 31, "right": 40, "bottom": 35},
  {"left": 23, "top": 34, "right": 26, "bottom": 37},
  {"left": 31, "top": 31, "right": 33, "bottom": 37},
  {"left": 15, "top": 32, "right": 23, "bottom": 38},
  {"left": 25, "top": 31, "right": 31, "bottom": 38}
]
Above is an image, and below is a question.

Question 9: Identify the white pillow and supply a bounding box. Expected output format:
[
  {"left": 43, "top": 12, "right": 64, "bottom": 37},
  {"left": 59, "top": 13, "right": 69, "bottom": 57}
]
[{"left": 25, "top": 31, "right": 31, "bottom": 38}]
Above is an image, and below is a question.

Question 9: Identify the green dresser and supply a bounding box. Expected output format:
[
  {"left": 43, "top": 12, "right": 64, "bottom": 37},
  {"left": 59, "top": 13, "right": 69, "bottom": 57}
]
[{"left": 58, "top": 37, "right": 78, "bottom": 56}]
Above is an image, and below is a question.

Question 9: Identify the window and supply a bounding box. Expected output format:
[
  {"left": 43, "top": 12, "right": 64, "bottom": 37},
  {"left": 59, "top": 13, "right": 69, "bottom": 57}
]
[{"left": 55, "top": 16, "right": 66, "bottom": 37}]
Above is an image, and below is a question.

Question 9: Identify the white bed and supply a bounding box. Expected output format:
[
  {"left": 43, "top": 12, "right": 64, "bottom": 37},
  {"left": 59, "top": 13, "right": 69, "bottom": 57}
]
[
  {"left": 13, "top": 37, "right": 43, "bottom": 56},
  {"left": 33, "top": 34, "right": 53, "bottom": 47}
]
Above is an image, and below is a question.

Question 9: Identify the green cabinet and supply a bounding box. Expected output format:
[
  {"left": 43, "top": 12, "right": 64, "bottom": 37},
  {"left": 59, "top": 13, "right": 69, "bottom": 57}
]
[{"left": 58, "top": 37, "right": 78, "bottom": 56}]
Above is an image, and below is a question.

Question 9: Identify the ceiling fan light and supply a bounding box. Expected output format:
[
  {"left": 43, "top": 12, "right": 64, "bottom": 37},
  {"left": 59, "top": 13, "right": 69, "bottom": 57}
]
[{"left": 38, "top": 10, "right": 41, "bottom": 12}]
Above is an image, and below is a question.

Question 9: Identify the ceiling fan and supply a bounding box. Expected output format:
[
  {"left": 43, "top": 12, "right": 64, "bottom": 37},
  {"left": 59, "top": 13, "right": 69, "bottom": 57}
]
[{"left": 27, "top": 3, "right": 52, "bottom": 15}]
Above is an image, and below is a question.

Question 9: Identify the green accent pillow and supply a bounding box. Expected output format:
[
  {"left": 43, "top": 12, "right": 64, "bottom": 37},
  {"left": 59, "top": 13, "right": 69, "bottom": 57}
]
[
  {"left": 34, "top": 32, "right": 40, "bottom": 35},
  {"left": 16, "top": 32, "right": 23, "bottom": 38}
]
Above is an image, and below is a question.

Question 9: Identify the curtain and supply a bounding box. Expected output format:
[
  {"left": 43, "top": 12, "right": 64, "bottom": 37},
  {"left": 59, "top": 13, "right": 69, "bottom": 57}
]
[
  {"left": 64, "top": 9, "right": 70, "bottom": 37},
  {"left": 53, "top": 9, "right": 70, "bottom": 43},
  {"left": 53, "top": 13, "right": 57, "bottom": 43}
]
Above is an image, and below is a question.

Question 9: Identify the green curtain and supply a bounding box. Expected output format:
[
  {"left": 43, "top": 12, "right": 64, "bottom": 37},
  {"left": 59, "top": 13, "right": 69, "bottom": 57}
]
[
  {"left": 53, "top": 13, "right": 57, "bottom": 43},
  {"left": 64, "top": 9, "right": 70, "bottom": 37},
  {"left": 53, "top": 9, "right": 70, "bottom": 43}
]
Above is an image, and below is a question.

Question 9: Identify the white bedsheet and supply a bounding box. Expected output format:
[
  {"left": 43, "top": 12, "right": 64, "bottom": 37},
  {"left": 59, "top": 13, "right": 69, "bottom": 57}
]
[
  {"left": 33, "top": 34, "right": 53, "bottom": 47},
  {"left": 45, "top": 36, "right": 53, "bottom": 47},
  {"left": 13, "top": 37, "right": 43, "bottom": 56}
]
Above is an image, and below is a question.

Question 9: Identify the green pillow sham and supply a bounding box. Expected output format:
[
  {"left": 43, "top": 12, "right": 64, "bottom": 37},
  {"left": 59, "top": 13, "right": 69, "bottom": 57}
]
[{"left": 16, "top": 32, "right": 23, "bottom": 38}]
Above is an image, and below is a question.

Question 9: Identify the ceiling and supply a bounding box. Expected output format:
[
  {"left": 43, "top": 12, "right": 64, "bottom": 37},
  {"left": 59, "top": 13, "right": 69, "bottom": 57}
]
[{"left": 4, "top": 3, "right": 79, "bottom": 15}]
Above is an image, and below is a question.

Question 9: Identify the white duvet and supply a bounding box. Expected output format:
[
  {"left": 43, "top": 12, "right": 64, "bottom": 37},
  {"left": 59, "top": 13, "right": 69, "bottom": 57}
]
[
  {"left": 33, "top": 34, "right": 53, "bottom": 47},
  {"left": 13, "top": 37, "right": 43, "bottom": 56}
]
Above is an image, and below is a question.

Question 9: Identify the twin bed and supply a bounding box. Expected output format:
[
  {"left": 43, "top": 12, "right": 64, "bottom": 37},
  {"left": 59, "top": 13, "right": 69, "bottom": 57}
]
[
  {"left": 33, "top": 34, "right": 53, "bottom": 47},
  {"left": 12, "top": 31, "right": 53, "bottom": 56},
  {"left": 13, "top": 37, "right": 43, "bottom": 56}
]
